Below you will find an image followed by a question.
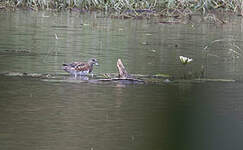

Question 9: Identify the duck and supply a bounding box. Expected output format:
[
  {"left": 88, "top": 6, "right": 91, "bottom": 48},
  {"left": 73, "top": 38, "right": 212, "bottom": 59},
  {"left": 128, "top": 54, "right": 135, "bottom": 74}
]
[{"left": 62, "top": 58, "right": 98, "bottom": 77}]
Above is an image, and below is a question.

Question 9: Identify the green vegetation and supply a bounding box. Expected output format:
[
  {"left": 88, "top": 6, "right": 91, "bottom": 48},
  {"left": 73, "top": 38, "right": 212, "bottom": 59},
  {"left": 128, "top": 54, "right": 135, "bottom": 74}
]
[{"left": 0, "top": 0, "right": 243, "bottom": 15}]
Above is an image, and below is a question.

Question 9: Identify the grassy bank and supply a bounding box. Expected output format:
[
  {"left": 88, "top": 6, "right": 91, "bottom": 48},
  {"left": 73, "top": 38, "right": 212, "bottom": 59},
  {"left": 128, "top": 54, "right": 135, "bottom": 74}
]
[{"left": 0, "top": 0, "right": 242, "bottom": 15}]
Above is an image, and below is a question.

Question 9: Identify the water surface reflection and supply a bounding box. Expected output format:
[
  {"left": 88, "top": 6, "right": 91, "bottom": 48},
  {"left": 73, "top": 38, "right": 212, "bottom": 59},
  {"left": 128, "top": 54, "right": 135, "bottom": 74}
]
[{"left": 0, "top": 10, "right": 243, "bottom": 150}]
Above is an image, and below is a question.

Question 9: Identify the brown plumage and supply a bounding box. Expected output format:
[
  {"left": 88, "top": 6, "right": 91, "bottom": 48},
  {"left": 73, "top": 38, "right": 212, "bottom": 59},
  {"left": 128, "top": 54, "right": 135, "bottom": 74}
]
[{"left": 63, "top": 58, "right": 98, "bottom": 76}]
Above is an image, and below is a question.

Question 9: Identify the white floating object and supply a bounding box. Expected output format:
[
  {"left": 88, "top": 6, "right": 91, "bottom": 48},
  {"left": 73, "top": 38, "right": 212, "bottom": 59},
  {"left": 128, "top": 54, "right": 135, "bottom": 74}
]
[
  {"left": 179, "top": 56, "right": 193, "bottom": 65},
  {"left": 42, "top": 14, "right": 50, "bottom": 18},
  {"left": 55, "top": 33, "right": 58, "bottom": 40}
]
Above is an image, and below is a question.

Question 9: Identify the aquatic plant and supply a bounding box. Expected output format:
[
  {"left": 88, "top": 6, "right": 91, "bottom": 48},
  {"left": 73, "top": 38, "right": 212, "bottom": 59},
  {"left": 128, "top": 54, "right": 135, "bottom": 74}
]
[
  {"left": 178, "top": 55, "right": 193, "bottom": 79},
  {"left": 0, "top": 0, "right": 242, "bottom": 15},
  {"left": 179, "top": 56, "right": 193, "bottom": 65}
]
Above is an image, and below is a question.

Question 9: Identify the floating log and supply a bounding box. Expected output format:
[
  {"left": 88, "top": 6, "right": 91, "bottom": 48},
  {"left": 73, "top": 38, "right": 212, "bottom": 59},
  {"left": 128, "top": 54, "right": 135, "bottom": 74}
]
[
  {"left": 115, "top": 59, "right": 145, "bottom": 83},
  {"left": 95, "top": 59, "right": 145, "bottom": 84},
  {"left": 0, "top": 71, "right": 237, "bottom": 84},
  {"left": 194, "top": 78, "right": 235, "bottom": 82}
]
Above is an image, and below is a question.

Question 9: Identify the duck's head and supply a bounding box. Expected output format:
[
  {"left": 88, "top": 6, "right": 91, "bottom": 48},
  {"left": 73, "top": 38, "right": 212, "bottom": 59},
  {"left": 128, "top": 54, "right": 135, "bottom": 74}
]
[{"left": 88, "top": 58, "right": 99, "bottom": 66}]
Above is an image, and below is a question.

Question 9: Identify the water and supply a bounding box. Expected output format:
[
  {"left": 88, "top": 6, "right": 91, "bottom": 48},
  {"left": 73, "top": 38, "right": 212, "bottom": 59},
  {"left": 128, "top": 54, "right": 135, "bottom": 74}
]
[{"left": 1, "top": 10, "right": 243, "bottom": 150}]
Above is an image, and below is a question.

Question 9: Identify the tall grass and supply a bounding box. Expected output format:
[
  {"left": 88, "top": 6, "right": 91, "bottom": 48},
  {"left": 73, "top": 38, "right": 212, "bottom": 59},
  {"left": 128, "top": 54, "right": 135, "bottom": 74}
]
[{"left": 1, "top": 0, "right": 242, "bottom": 14}]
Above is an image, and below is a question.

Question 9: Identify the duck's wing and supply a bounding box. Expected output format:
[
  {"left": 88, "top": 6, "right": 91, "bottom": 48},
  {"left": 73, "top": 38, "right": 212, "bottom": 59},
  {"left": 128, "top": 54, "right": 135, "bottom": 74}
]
[
  {"left": 63, "top": 62, "right": 85, "bottom": 67},
  {"left": 71, "top": 62, "right": 86, "bottom": 67},
  {"left": 63, "top": 61, "right": 91, "bottom": 72},
  {"left": 75, "top": 63, "right": 90, "bottom": 71}
]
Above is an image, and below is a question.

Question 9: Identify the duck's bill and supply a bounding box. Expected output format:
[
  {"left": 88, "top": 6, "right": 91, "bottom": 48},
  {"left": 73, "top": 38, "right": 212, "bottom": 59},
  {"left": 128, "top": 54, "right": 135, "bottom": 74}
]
[{"left": 95, "top": 62, "right": 99, "bottom": 65}]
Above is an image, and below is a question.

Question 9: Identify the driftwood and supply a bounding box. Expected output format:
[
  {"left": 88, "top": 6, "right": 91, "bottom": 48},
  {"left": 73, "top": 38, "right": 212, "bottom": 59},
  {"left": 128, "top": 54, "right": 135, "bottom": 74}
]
[
  {"left": 117, "top": 58, "right": 130, "bottom": 79},
  {"left": 116, "top": 59, "right": 144, "bottom": 83},
  {"left": 95, "top": 59, "right": 145, "bottom": 84},
  {"left": 1, "top": 70, "right": 237, "bottom": 84}
]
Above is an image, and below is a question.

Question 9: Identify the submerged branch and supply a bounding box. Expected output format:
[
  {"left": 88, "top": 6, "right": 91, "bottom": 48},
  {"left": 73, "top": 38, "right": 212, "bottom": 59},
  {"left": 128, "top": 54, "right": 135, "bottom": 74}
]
[
  {"left": 204, "top": 38, "right": 243, "bottom": 57},
  {"left": 203, "top": 38, "right": 236, "bottom": 50}
]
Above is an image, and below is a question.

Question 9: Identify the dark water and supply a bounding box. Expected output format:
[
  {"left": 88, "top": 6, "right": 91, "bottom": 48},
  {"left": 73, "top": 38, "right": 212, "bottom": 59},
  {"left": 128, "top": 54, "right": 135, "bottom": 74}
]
[{"left": 1, "top": 10, "right": 243, "bottom": 150}]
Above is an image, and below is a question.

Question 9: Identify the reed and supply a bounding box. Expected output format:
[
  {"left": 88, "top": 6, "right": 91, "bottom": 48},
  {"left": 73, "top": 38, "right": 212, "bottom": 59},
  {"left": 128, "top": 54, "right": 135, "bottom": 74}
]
[{"left": 0, "top": 0, "right": 242, "bottom": 14}]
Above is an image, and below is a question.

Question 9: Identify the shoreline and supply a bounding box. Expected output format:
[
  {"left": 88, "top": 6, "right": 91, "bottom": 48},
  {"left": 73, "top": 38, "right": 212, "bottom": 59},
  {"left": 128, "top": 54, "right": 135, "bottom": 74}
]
[
  {"left": 1, "top": 0, "right": 243, "bottom": 16},
  {"left": 0, "top": 1, "right": 241, "bottom": 25}
]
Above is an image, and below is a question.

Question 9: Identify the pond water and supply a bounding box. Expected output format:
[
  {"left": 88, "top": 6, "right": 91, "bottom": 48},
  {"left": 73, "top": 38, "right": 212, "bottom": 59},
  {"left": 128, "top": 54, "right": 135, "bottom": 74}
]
[{"left": 0, "top": 10, "right": 243, "bottom": 150}]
